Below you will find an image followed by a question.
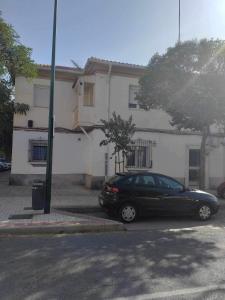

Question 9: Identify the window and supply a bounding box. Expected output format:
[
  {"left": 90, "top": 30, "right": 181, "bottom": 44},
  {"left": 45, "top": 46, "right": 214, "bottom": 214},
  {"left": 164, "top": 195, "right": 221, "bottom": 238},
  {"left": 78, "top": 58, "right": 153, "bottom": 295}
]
[
  {"left": 135, "top": 175, "right": 156, "bottom": 187},
  {"left": 127, "top": 139, "right": 152, "bottom": 169},
  {"left": 129, "top": 85, "right": 139, "bottom": 108},
  {"left": 189, "top": 149, "right": 200, "bottom": 167},
  {"left": 29, "top": 140, "right": 47, "bottom": 162},
  {"left": 189, "top": 149, "right": 200, "bottom": 184},
  {"left": 122, "top": 176, "right": 135, "bottom": 185},
  {"left": 83, "top": 82, "right": 94, "bottom": 106},
  {"left": 156, "top": 175, "right": 183, "bottom": 191},
  {"left": 33, "top": 85, "right": 50, "bottom": 108}
]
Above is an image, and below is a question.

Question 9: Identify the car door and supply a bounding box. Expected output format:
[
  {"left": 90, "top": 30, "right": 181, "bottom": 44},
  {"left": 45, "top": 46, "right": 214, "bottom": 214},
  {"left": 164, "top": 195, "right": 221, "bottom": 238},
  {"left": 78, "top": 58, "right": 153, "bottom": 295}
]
[
  {"left": 132, "top": 174, "right": 162, "bottom": 214},
  {"left": 117, "top": 175, "right": 136, "bottom": 201},
  {"left": 154, "top": 175, "right": 194, "bottom": 214}
]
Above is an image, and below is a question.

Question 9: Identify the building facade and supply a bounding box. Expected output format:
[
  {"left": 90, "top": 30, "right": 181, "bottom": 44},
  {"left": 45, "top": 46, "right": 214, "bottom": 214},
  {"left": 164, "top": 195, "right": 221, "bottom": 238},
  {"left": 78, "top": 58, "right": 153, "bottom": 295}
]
[{"left": 11, "top": 57, "right": 225, "bottom": 189}]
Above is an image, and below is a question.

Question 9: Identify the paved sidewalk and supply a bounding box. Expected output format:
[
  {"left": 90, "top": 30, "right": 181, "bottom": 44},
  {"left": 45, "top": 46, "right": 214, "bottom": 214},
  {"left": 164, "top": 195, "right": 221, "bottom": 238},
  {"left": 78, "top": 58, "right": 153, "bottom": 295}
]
[
  {"left": 0, "top": 172, "right": 125, "bottom": 235},
  {"left": 0, "top": 197, "right": 125, "bottom": 235}
]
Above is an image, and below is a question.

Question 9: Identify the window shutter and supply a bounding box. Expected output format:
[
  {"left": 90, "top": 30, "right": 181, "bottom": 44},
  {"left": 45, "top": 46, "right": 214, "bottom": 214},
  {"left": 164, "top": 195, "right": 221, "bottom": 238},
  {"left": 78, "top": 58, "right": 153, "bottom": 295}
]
[
  {"left": 129, "top": 85, "right": 139, "bottom": 108},
  {"left": 83, "top": 83, "right": 94, "bottom": 106},
  {"left": 34, "top": 85, "right": 50, "bottom": 108}
]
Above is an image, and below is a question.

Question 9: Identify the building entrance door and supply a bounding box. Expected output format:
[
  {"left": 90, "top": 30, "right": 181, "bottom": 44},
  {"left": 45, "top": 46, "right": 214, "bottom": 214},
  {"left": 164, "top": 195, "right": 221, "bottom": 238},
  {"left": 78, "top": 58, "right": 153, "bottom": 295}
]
[{"left": 188, "top": 149, "right": 200, "bottom": 187}]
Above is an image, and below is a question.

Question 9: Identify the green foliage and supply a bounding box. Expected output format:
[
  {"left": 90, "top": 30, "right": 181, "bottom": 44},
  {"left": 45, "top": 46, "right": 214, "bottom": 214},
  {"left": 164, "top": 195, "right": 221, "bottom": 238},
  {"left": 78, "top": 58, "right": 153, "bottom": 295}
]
[
  {"left": 0, "top": 13, "right": 36, "bottom": 157},
  {"left": 0, "top": 13, "right": 37, "bottom": 83},
  {"left": 138, "top": 39, "right": 225, "bottom": 188},
  {"left": 100, "top": 112, "right": 136, "bottom": 156},
  {"left": 138, "top": 39, "right": 225, "bottom": 131}
]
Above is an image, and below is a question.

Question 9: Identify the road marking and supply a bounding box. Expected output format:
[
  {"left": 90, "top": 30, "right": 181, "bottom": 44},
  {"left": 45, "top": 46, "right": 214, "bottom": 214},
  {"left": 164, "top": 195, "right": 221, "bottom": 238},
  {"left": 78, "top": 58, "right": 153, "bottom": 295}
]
[
  {"left": 168, "top": 225, "right": 224, "bottom": 232},
  {"left": 110, "top": 284, "right": 225, "bottom": 300}
]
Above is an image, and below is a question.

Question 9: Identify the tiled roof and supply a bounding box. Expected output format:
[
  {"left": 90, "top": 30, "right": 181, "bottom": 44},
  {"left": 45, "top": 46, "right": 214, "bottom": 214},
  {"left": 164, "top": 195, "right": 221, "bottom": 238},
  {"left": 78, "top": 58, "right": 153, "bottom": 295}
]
[
  {"left": 37, "top": 57, "right": 147, "bottom": 77},
  {"left": 37, "top": 64, "right": 83, "bottom": 72},
  {"left": 86, "top": 57, "right": 146, "bottom": 70}
]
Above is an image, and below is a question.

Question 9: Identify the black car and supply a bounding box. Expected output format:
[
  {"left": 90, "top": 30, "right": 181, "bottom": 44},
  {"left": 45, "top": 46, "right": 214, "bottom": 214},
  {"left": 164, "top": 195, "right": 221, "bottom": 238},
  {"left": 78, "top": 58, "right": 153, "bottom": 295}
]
[{"left": 99, "top": 172, "right": 220, "bottom": 223}]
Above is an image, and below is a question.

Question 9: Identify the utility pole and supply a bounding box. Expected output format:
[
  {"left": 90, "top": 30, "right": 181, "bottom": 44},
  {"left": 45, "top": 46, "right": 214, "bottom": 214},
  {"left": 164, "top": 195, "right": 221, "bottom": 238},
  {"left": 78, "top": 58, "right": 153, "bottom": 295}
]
[
  {"left": 44, "top": 0, "right": 57, "bottom": 214},
  {"left": 178, "top": 0, "right": 181, "bottom": 43}
]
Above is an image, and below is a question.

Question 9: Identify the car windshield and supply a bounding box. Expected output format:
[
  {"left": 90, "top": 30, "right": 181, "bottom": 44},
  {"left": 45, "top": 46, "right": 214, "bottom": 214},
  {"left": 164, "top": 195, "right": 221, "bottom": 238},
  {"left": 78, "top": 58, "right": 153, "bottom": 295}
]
[{"left": 107, "top": 175, "right": 124, "bottom": 184}]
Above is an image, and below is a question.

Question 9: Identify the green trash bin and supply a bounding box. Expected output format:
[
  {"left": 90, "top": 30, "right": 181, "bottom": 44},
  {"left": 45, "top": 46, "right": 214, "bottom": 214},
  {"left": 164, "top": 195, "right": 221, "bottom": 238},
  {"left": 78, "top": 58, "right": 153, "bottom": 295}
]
[{"left": 32, "top": 180, "right": 45, "bottom": 210}]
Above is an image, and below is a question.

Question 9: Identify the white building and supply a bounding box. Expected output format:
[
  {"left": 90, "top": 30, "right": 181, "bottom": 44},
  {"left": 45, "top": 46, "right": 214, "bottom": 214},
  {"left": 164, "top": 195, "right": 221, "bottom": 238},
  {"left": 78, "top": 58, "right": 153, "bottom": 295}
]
[{"left": 11, "top": 57, "right": 225, "bottom": 189}]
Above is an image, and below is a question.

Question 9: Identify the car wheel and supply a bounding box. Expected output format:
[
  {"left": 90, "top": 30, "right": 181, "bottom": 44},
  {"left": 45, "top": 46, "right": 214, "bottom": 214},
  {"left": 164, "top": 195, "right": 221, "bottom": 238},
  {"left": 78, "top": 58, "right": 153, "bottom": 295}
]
[
  {"left": 119, "top": 203, "right": 137, "bottom": 223},
  {"left": 198, "top": 204, "right": 212, "bottom": 221}
]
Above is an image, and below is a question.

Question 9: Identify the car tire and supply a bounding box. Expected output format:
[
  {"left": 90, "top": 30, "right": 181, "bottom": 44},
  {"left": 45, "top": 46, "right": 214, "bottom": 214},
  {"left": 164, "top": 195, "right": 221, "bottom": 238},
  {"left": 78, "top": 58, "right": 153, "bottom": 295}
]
[
  {"left": 119, "top": 203, "right": 137, "bottom": 223},
  {"left": 197, "top": 204, "right": 212, "bottom": 221}
]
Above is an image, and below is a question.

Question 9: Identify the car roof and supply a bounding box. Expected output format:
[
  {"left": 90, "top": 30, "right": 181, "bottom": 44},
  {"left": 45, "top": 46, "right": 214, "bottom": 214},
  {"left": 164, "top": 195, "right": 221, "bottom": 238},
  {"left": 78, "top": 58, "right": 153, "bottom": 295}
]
[
  {"left": 116, "top": 172, "right": 183, "bottom": 183},
  {"left": 117, "top": 172, "right": 170, "bottom": 177}
]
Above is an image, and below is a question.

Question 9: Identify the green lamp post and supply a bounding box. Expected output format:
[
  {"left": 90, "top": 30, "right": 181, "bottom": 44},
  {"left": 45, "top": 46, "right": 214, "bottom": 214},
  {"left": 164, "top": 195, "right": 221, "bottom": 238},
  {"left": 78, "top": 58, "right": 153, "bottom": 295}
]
[{"left": 44, "top": 0, "right": 57, "bottom": 214}]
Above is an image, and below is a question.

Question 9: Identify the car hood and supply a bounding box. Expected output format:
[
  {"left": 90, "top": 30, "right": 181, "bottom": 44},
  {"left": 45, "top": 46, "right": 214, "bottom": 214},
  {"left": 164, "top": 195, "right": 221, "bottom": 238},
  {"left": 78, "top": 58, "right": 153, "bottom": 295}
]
[{"left": 184, "top": 188, "right": 217, "bottom": 200}]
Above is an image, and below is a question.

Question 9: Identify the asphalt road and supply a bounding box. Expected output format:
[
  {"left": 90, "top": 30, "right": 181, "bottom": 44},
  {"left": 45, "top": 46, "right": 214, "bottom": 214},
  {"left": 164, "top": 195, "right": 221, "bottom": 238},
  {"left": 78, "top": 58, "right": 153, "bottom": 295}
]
[
  {"left": 64, "top": 197, "right": 225, "bottom": 232},
  {"left": 1, "top": 225, "right": 225, "bottom": 300}
]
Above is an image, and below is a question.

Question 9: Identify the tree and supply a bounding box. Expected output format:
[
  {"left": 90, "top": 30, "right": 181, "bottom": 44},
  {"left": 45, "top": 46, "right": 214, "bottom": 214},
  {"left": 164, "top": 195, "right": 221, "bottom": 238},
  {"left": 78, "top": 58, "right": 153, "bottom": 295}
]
[
  {"left": 138, "top": 39, "right": 225, "bottom": 189},
  {"left": 100, "top": 112, "right": 136, "bottom": 173},
  {"left": 0, "top": 13, "right": 36, "bottom": 157}
]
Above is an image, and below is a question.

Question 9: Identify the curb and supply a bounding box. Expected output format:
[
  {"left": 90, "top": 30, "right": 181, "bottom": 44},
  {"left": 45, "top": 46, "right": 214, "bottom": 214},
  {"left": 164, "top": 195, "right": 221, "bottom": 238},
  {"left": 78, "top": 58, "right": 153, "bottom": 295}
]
[
  {"left": 54, "top": 206, "right": 102, "bottom": 214},
  {"left": 0, "top": 222, "right": 126, "bottom": 235}
]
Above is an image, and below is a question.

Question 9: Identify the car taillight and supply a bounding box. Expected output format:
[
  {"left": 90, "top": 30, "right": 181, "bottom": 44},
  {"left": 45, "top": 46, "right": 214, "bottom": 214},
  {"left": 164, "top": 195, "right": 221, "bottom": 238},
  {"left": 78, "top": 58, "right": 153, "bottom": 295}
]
[{"left": 106, "top": 186, "right": 119, "bottom": 193}]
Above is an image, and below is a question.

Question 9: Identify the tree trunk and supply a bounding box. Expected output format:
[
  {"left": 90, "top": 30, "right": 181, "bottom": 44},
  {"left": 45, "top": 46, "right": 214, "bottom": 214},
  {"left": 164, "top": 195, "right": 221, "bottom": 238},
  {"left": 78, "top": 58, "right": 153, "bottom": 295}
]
[
  {"left": 118, "top": 151, "right": 121, "bottom": 173},
  {"left": 199, "top": 126, "right": 209, "bottom": 190},
  {"left": 115, "top": 155, "right": 117, "bottom": 174},
  {"left": 122, "top": 152, "right": 125, "bottom": 172}
]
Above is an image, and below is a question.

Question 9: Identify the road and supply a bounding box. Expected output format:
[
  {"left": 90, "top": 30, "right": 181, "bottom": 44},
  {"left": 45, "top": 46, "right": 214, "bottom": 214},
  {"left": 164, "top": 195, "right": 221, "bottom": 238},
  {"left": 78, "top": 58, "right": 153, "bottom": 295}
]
[
  {"left": 67, "top": 199, "right": 225, "bottom": 232},
  {"left": 1, "top": 225, "right": 225, "bottom": 300}
]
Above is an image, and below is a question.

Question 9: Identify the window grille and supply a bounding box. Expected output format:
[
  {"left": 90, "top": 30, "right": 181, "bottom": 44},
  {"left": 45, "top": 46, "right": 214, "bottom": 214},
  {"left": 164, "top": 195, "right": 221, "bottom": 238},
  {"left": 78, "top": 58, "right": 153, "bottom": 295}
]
[
  {"left": 28, "top": 140, "right": 48, "bottom": 162},
  {"left": 127, "top": 139, "right": 152, "bottom": 169}
]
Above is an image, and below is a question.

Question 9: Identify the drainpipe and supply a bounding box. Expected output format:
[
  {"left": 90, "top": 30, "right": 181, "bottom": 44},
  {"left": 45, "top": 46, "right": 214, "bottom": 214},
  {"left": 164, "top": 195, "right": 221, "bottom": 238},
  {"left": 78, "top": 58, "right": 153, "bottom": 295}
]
[
  {"left": 107, "top": 63, "right": 112, "bottom": 122},
  {"left": 80, "top": 126, "right": 92, "bottom": 187},
  {"left": 106, "top": 64, "right": 112, "bottom": 179}
]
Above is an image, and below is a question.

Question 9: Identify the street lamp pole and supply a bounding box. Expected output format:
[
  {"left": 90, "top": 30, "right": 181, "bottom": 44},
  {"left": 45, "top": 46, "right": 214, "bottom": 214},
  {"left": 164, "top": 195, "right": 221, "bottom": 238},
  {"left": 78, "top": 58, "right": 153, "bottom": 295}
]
[
  {"left": 44, "top": 0, "right": 57, "bottom": 214},
  {"left": 178, "top": 0, "right": 181, "bottom": 43}
]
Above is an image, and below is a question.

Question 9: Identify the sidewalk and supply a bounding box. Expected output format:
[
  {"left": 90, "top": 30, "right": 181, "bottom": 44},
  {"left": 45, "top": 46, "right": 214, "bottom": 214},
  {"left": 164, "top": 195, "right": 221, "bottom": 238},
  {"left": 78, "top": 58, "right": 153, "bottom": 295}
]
[
  {"left": 0, "top": 173, "right": 125, "bottom": 235},
  {"left": 0, "top": 197, "right": 125, "bottom": 235}
]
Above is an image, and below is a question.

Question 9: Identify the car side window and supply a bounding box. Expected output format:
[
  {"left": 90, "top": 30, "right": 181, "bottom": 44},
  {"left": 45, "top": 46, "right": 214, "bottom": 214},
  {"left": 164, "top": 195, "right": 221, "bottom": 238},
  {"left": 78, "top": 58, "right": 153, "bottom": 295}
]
[
  {"left": 135, "top": 175, "right": 156, "bottom": 187},
  {"left": 122, "top": 176, "right": 135, "bottom": 185},
  {"left": 156, "top": 175, "right": 183, "bottom": 191}
]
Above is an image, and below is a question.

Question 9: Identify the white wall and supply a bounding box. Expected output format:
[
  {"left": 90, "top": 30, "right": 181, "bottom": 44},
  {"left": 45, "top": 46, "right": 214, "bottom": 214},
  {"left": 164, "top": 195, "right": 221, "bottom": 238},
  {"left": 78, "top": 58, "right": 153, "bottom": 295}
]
[
  {"left": 208, "top": 144, "right": 225, "bottom": 187},
  {"left": 78, "top": 74, "right": 108, "bottom": 126},
  {"left": 89, "top": 129, "right": 201, "bottom": 180},
  {"left": 110, "top": 75, "right": 172, "bottom": 130},
  {"left": 14, "top": 77, "right": 75, "bottom": 129},
  {"left": 88, "top": 129, "right": 225, "bottom": 188},
  {"left": 15, "top": 73, "right": 172, "bottom": 131},
  {"left": 11, "top": 130, "right": 87, "bottom": 174},
  {"left": 78, "top": 73, "right": 172, "bottom": 130},
  {"left": 11, "top": 128, "right": 225, "bottom": 189}
]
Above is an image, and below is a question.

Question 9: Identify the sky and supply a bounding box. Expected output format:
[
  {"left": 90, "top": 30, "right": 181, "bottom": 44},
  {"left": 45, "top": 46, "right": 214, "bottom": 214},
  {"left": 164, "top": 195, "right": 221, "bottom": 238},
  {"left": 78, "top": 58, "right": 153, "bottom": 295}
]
[{"left": 1, "top": 0, "right": 225, "bottom": 68}]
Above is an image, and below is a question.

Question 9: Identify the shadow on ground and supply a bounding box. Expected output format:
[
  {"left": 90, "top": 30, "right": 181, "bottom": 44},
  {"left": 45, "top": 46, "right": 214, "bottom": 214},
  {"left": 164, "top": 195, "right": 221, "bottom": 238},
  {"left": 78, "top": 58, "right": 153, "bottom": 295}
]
[
  {"left": 0, "top": 228, "right": 224, "bottom": 299},
  {"left": 56, "top": 200, "right": 225, "bottom": 232}
]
